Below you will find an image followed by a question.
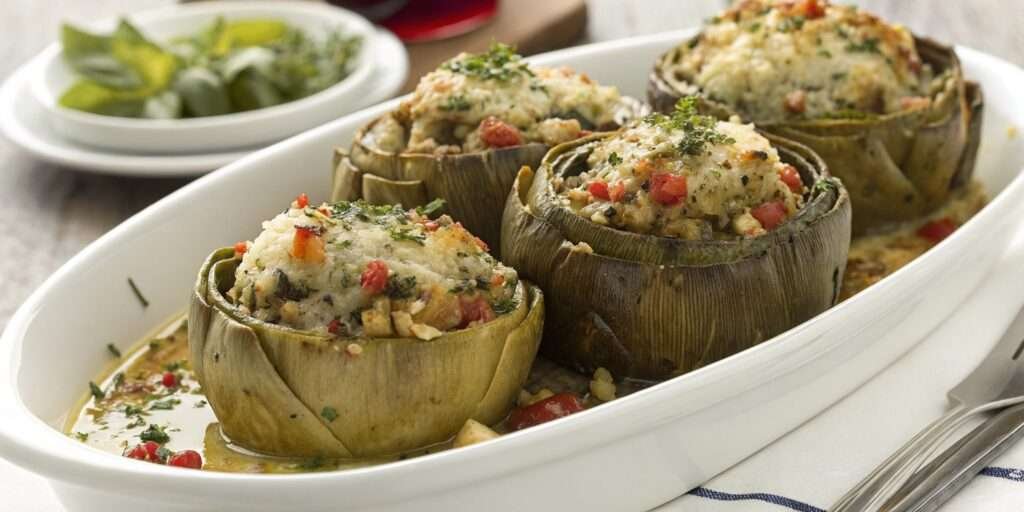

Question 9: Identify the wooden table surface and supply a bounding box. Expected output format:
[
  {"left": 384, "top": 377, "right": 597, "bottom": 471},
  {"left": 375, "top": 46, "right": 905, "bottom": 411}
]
[{"left": 0, "top": 0, "right": 1019, "bottom": 508}]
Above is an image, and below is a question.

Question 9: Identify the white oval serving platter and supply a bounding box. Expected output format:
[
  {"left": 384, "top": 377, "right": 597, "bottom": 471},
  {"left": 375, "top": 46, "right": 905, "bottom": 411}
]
[
  {"left": 30, "top": 1, "right": 378, "bottom": 155},
  {"left": 0, "top": 27, "right": 407, "bottom": 177},
  {"left": 1, "top": 29, "right": 1023, "bottom": 512}
]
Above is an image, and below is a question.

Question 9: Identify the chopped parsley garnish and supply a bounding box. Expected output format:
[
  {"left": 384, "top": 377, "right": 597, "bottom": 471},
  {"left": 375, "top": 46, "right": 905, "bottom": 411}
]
[
  {"left": 150, "top": 398, "right": 181, "bottom": 411},
  {"left": 335, "top": 239, "right": 353, "bottom": 249},
  {"left": 608, "top": 152, "right": 622, "bottom": 166},
  {"left": 139, "top": 424, "right": 170, "bottom": 444},
  {"left": 194, "top": 400, "right": 208, "bottom": 408},
  {"left": 415, "top": 198, "right": 446, "bottom": 217},
  {"left": 748, "top": 22, "right": 762, "bottom": 33},
  {"left": 298, "top": 456, "right": 325, "bottom": 470},
  {"left": 127, "top": 277, "right": 149, "bottom": 308},
  {"left": 818, "top": 49, "right": 833, "bottom": 58},
  {"left": 441, "top": 43, "right": 531, "bottom": 81},
  {"left": 386, "top": 275, "right": 417, "bottom": 299},
  {"left": 387, "top": 226, "right": 426, "bottom": 245},
  {"left": 126, "top": 416, "right": 146, "bottom": 429},
  {"left": 89, "top": 381, "right": 105, "bottom": 401},
  {"left": 831, "top": 72, "right": 848, "bottom": 81},
  {"left": 846, "top": 37, "right": 881, "bottom": 54},
  {"left": 439, "top": 94, "right": 471, "bottom": 112},
  {"left": 122, "top": 404, "right": 145, "bottom": 417},
  {"left": 492, "top": 297, "right": 519, "bottom": 315},
  {"left": 73, "top": 432, "right": 89, "bottom": 442},
  {"left": 163, "top": 360, "right": 185, "bottom": 372},
  {"left": 106, "top": 343, "right": 122, "bottom": 358},
  {"left": 778, "top": 16, "right": 805, "bottom": 33},
  {"left": 644, "top": 97, "right": 735, "bottom": 156},
  {"left": 320, "top": 406, "right": 338, "bottom": 422}
]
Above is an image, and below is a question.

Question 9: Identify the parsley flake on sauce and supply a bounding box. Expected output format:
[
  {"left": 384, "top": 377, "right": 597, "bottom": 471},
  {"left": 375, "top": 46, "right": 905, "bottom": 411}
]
[{"left": 320, "top": 406, "right": 338, "bottom": 422}]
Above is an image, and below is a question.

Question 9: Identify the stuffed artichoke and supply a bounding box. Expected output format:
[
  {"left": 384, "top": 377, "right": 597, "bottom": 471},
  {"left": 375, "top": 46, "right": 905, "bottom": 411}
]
[
  {"left": 648, "top": 0, "right": 982, "bottom": 234},
  {"left": 501, "top": 98, "right": 851, "bottom": 380},
  {"left": 332, "top": 43, "right": 644, "bottom": 255},
  {"left": 189, "top": 196, "right": 544, "bottom": 458}
]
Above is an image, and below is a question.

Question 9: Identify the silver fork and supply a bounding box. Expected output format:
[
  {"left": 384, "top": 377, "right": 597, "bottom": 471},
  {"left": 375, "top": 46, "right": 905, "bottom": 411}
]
[{"left": 829, "top": 303, "right": 1024, "bottom": 512}]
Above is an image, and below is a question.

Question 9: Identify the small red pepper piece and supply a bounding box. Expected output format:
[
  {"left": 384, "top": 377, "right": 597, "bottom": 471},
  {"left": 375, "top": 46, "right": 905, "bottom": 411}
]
[
  {"left": 779, "top": 165, "right": 803, "bottom": 193},
  {"left": 327, "top": 319, "right": 342, "bottom": 334},
  {"left": 479, "top": 117, "right": 523, "bottom": 148},
  {"left": 609, "top": 182, "right": 626, "bottom": 202},
  {"left": 295, "top": 193, "right": 309, "bottom": 209},
  {"left": 917, "top": 218, "right": 957, "bottom": 244},
  {"left": 649, "top": 173, "right": 688, "bottom": 206},
  {"left": 360, "top": 260, "right": 389, "bottom": 295},
  {"left": 162, "top": 372, "right": 178, "bottom": 388},
  {"left": 507, "top": 393, "right": 585, "bottom": 431},
  {"left": 751, "top": 201, "right": 788, "bottom": 231},
  {"left": 167, "top": 450, "right": 203, "bottom": 470},
  {"left": 124, "top": 441, "right": 162, "bottom": 463},
  {"left": 233, "top": 241, "right": 248, "bottom": 256},
  {"left": 587, "top": 180, "right": 611, "bottom": 201},
  {"left": 459, "top": 296, "right": 496, "bottom": 328}
]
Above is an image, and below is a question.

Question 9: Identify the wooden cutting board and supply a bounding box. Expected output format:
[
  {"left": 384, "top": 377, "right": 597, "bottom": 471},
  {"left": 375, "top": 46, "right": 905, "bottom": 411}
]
[{"left": 399, "top": 0, "right": 588, "bottom": 92}]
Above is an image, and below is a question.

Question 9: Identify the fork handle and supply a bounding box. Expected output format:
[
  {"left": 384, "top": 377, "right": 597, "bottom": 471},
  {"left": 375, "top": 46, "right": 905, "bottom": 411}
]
[
  {"left": 880, "top": 402, "right": 1024, "bottom": 512},
  {"left": 829, "top": 406, "right": 968, "bottom": 512}
]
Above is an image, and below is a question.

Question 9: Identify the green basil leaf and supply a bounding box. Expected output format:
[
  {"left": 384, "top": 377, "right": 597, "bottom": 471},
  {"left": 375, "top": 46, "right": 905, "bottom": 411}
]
[
  {"left": 228, "top": 67, "right": 283, "bottom": 111},
  {"left": 220, "top": 46, "right": 275, "bottom": 83},
  {"left": 222, "top": 19, "right": 288, "bottom": 49},
  {"left": 142, "top": 90, "right": 182, "bottom": 119},
  {"left": 60, "top": 24, "right": 143, "bottom": 90},
  {"left": 58, "top": 80, "right": 144, "bottom": 117},
  {"left": 174, "top": 67, "right": 231, "bottom": 117}
]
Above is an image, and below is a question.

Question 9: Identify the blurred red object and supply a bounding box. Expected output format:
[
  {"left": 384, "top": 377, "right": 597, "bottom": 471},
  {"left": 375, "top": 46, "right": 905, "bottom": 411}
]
[{"left": 329, "top": 0, "right": 499, "bottom": 42}]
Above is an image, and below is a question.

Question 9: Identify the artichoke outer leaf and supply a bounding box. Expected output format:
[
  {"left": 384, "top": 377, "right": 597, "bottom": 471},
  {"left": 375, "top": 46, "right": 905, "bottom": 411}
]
[
  {"left": 500, "top": 135, "right": 851, "bottom": 380},
  {"left": 189, "top": 249, "right": 543, "bottom": 458},
  {"left": 648, "top": 35, "right": 982, "bottom": 235},
  {"left": 190, "top": 249, "right": 352, "bottom": 458}
]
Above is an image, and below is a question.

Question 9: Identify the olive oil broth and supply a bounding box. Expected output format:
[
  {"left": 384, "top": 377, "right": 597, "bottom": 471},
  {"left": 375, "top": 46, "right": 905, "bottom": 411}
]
[{"left": 65, "top": 181, "right": 987, "bottom": 474}]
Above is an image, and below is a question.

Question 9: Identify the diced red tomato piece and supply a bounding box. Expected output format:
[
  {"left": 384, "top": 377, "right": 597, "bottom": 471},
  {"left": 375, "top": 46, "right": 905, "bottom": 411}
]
[
  {"left": 649, "top": 173, "right": 688, "bottom": 206},
  {"left": 779, "top": 165, "right": 803, "bottom": 193},
  {"left": 162, "top": 372, "right": 177, "bottom": 388},
  {"left": 360, "top": 260, "right": 389, "bottom": 295},
  {"left": 507, "top": 393, "right": 585, "bottom": 431},
  {"left": 459, "top": 296, "right": 496, "bottom": 328},
  {"left": 292, "top": 227, "right": 313, "bottom": 259},
  {"left": 799, "top": 0, "right": 826, "bottom": 19},
  {"left": 423, "top": 220, "right": 440, "bottom": 232},
  {"left": 167, "top": 450, "right": 203, "bottom": 470},
  {"left": 327, "top": 319, "right": 342, "bottom": 334},
  {"left": 295, "top": 193, "right": 309, "bottom": 209},
  {"left": 491, "top": 273, "right": 506, "bottom": 286},
  {"left": 233, "top": 241, "right": 248, "bottom": 256},
  {"left": 587, "top": 180, "right": 610, "bottom": 200},
  {"left": 479, "top": 117, "right": 522, "bottom": 148},
  {"left": 751, "top": 201, "right": 788, "bottom": 231},
  {"left": 609, "top": 182, "right": 626, "bottom": 202},
  {"left": 917, "top": 218, "right": 957, "bottom": 244},
  {"left": 124, "top": 441, "right": 163, "bottom": 463}
]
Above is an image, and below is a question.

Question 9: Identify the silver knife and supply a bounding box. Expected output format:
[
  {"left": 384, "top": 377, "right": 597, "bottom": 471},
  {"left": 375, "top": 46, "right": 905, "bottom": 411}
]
[{"left": 880, "top": 401, "right": 1024, "bottom": 512}]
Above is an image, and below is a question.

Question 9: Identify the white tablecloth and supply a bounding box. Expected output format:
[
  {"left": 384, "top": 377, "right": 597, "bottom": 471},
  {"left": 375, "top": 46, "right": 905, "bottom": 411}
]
[{"left": 4, "top": 239, "right": 1024, "bottom": 511}]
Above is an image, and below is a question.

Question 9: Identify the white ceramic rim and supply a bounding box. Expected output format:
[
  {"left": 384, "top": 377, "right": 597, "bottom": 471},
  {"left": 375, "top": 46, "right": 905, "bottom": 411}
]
[
  {"left": 0, "top": 29, "right": 1022, "bottom": 503},
  {"left": 29, "top": 1, "right": 376, "bottom": 132}
]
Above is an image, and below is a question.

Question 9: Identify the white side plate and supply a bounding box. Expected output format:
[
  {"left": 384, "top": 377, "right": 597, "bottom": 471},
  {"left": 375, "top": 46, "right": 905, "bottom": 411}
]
[
  {"left": 0, "top": 30, "right": 1023, "bottom": 512},
  {"left": 0, "top": 28, "right": 407, "bottom": 177},
  {"left": 30, "top": 1, "right": 378, "bottom": 155}
]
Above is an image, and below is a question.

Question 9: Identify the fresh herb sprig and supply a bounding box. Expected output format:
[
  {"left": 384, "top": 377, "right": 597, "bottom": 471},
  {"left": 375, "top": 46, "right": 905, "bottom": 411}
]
[
  {"left": 644, "top": 97, "right": 735, "bottom": 156},
  {"left": 441, "top": 43, "right": 532, "bottom": 81}
]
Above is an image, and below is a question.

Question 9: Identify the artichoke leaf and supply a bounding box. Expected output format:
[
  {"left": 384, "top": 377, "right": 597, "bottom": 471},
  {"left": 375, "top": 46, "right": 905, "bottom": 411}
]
[{"left": 190, "top": 250, "right": 352, "bottom": 458}]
